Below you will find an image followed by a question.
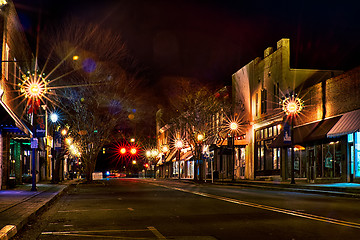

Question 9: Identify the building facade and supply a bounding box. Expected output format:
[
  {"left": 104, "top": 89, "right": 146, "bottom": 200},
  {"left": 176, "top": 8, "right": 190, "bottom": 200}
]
[
  {"left": 232, "top": 38, "right": 343, "bottom": 181},
  {"left": 0, "top": 1, "right": 35, "bottom": 189}
]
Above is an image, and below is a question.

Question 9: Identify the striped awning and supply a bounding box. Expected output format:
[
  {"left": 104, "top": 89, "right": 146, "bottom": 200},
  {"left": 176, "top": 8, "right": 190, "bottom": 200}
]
[
  {"left": 328, "top": 109, "right": 360, "bottom": 138},
  {"left": 165, "top": 149, "right": 177, "bottom": 162},
  {"left": 181, "top": 151, "right": 193, "bottom": 161}
]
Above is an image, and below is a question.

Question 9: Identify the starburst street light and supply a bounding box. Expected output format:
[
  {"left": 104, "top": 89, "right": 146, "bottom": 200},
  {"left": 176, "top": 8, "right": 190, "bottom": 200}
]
[
  {"left": 20, "top": 72, "right": 48, "bottom": 100},
  {"left": 230, "top": 122, "right": 238, "bottom": 131},
  {"left": 281, "top": 94, "right": 304, "bottom": 116}
]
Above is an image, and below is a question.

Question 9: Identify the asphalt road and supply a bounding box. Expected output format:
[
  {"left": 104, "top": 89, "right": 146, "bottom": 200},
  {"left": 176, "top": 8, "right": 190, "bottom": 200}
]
[{"left": 14, "top": 178, "right": 360, "bottom": 240}]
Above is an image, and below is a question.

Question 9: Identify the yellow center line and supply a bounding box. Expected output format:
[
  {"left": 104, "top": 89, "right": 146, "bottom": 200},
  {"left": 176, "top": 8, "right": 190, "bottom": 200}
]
[{"left": 150, "top": 183, "right": 360, "bottom": 229}]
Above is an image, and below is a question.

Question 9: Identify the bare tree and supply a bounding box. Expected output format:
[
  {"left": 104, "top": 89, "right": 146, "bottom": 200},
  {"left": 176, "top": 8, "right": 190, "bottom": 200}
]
[
  {"left": 168, "top": 79, "right": 231, "bottom": 181},
  {"left": 42, "top": 19, "right": 147, "bottom": 181}
]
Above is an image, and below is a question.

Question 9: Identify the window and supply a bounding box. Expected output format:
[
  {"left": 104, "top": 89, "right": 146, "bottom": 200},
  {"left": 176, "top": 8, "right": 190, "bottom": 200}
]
[
  {"left": 261, "top": 89, "right": 267, "bottom": 114},
  {"left": 268, "top": 127, "right": 273, "bottom": 137},
  {"left": 273, "top": 82, "right": 280, "bottom": 109},
  {"left": 4, "top": 43, "right": 10, "bottom": 80},
  {"left": 255, "top": 93, "right": 259, "bottom": 117}
]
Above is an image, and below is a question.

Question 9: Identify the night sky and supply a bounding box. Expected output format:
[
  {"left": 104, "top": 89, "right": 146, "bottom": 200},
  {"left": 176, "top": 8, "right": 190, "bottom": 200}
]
[{"left": 13, "top": 0, "right": 360, "bottom": 89}]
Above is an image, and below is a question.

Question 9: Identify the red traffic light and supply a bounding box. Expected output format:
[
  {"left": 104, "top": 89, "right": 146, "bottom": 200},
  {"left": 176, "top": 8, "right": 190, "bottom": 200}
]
[
  {"left": 144, "top": 163, "right": 149, "bottom": 168},
  {"left": 119, "top": 147, "right": 126, "bottom": 154},
  {"left": 130, "top": 147, "right": 137, "bottom": 155}
]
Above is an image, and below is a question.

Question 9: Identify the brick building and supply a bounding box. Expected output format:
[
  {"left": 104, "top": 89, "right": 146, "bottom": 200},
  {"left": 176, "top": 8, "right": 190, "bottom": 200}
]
[
  {"left": 0, "top": 0, "right": 34, "bottom": 189},
  {"left": 292, "top": 66, "right": 360, "bottom": 182},
  {"left": 232, "top": 38, "right": 343, "bottom": 181}
]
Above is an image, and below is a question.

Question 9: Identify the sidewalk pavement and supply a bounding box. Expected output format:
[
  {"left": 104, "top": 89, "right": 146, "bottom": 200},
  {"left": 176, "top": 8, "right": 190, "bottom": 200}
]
[
  {"left": 211, "top": 179, "right": 360, "bottom": 198},
  {"left": 0, "top": 179, "right": 78, "bottom": 240}
]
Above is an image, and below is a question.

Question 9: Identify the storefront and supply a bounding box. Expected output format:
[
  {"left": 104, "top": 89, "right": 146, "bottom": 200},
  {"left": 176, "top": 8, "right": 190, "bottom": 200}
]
[
  {"left": 327, "top": 109, "right": 360, "bottom": 182},
  {"left": 254, "top": 123, "right": 282, "bottom": 178},
  {"left": 1, "top": 102, "right": 32, "bottom": 189}
]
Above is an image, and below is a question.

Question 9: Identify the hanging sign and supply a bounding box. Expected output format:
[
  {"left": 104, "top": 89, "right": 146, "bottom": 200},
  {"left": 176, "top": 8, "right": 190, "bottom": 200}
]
[
  {"left": 35, "top": 114, "right": 46, "bottom": 137},
  {"left": 283, "top": 123, "right": 291, "bottom": 144},
  {"left": 31, "top": 138, "right": 38, "bottom": 149}
]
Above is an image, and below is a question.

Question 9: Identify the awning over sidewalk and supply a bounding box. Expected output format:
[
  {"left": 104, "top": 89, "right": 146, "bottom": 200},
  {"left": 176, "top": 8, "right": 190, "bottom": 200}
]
[
  {"left": 181, "top": 151, "right": 193, "bottom": 161},
  {"left": 327, "top": 109, "right": 360, "bottom": 138},
  {"left": 270, "top": 116, "right": 341, "bottom": 147},
  {"left": 300, "top": 116, "right": 341, "bottom": 142},
  {"left": 165, "top": 149, "right": 177, "bottom": 162},
  {"left": 0, "top": 100, "right": 32, "bottom": 136}
]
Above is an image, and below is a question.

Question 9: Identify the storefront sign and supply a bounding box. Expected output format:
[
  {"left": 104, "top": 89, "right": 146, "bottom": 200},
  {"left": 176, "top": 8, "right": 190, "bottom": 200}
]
[{"left": 54, "top": 131, "right": 62, "bottom": 149}]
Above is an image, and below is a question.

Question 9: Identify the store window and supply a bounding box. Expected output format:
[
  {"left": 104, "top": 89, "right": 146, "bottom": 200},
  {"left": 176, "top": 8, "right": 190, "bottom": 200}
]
[
  {"left": 273, "top": 148, "right": 280, "bottom": 169},
  {"left": 322, "top": 142, "right": 341, "bottom": 178},
  {"left": 354, "top": 132, "right": 360, "bottom": 178}
]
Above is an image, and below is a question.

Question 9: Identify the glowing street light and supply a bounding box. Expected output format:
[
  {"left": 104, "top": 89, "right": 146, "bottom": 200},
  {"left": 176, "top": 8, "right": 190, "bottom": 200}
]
[
  {"left": 230, "top": 122, "right": 238, "bottom": 131},
  {"left": 20, "top": 72, "right": 48, "bottom": 101},
  {"left": 61, "top": 128, "right": 68, "bottom": 136},
  {"left": 282, "top": 95, "right": 304, "bottom": 116},
  {"left": 197, "top": 133, "right": 205, "bottom": 143},
  {"left": 50, "top": 112, "right": 58, "bottom": 123},
  {"left": 175, "top": 139, "right": 183, "bottom": 149},
  {"left": 162, "top": 145, "right": 169, "bottom": 153}
]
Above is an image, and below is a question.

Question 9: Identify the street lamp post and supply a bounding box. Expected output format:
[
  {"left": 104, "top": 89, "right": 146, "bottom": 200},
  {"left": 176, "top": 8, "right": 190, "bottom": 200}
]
[
  {"left": 282, "top": 93, "right": 304, "bottom": 184},
  {"left": 21, "top": 71, "right": 48, "bottom": 191},
  {"left": 50, "top": 112, "right": 59, "bottom": 183},
  {"left": 175, "top": 139, "right": 183, "bottom": 180},
  {"left": 229, "top": 122, "right": 238, "bottom": 181},
  {"left": 196, "top": 133, "right": 204, "bottom": 181}
]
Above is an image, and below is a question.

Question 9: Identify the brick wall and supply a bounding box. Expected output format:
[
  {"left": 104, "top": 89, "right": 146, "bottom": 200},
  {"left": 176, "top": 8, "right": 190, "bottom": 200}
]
[{"left": 299, "top": 66, "right": 360, "bottom": 125}]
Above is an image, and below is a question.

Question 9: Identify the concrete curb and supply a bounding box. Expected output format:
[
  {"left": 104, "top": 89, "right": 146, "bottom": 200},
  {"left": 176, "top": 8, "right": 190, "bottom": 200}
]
[{"left": 0, "top": 181, "right": 77, "bottom": 240}]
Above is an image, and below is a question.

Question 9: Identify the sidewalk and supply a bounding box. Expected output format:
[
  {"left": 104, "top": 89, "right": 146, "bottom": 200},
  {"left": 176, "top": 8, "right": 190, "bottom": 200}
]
[
  {"left": 211, "top": 179, "right": 360, "bottom": 198},
  {"left": 0, "top": 180, "right": 78, "bottom": 240}
]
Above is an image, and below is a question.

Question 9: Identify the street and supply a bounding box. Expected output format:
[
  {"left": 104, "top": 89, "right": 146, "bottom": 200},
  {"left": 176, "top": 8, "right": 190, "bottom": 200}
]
[{"left": 14, "top": 179, "right": 360, "bottom": 240}]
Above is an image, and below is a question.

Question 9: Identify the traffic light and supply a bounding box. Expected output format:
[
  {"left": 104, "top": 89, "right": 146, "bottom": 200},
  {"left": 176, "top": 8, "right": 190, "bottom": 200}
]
[
  {"left": 119, "top": 147, "right": 126, "bottom": 155},
  {"left": 130, "top": 147, "right": 137, "bottom": 155},
  {"left": 144, "top": 163, "right": 149, "bottom": 168}
]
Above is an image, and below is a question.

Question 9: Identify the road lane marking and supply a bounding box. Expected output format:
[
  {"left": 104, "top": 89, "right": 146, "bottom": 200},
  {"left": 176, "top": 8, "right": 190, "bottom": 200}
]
[
  {"left": 148, "top": 226, "right": 166, "bottom": 239},
  {"left": 58, "top": 209, "right": 128, "bottom": 213},
  {"left": 150, "top": 183, "right": 360, "bottom": 229},
  {"left": 42, "top": 229, "right": 159, "bottom": 239},
  {"left": 58, "top": 210, "right": 89, "bottom": 213}
]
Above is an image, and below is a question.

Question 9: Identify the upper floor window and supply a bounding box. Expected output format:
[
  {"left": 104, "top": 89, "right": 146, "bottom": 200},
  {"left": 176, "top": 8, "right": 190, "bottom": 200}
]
[
  {"left": 261, "top": 89, "right": 267, "bottom": 114},
  {"left": 4, "top": 43, "right": 10, "bottom": 81},
  {"left": 273, "top": 82, "right": 280, "bottom": 109},
  {"left": 255, "top": 93, "right": 259, "bottom": 117}
]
